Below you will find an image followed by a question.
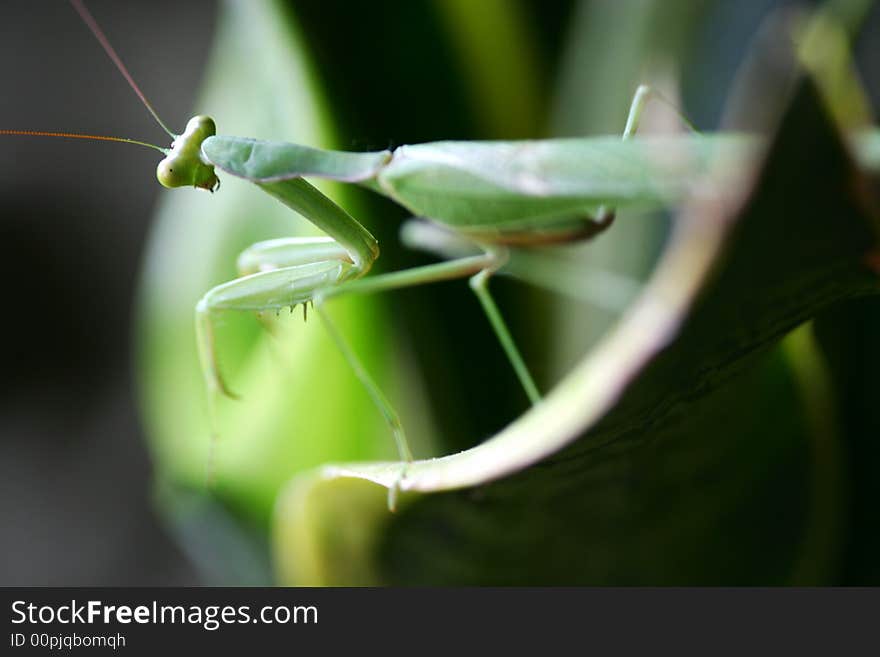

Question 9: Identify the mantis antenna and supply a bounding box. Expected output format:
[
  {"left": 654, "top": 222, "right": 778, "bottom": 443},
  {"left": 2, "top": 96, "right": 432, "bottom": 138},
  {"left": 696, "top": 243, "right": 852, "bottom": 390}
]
[
  {"left": 68, "top": 0, "right": 175, "bottom": 138},
  {"left": 0, "top": 0, "right": 172, "bottom": 153},
  {"left": 0, "top": 129, "right": 166, "bottom": 153}
]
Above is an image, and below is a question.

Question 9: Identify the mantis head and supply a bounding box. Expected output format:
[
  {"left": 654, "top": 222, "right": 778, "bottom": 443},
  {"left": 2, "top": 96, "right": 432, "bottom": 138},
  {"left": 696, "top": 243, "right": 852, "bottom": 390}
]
[{"left": 157, "top": 115, "right": 220, "bottom": 192}]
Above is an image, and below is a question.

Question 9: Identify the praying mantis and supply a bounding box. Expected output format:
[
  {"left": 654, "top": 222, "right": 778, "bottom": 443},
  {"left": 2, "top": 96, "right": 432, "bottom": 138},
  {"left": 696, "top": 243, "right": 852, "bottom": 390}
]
[{"left": 6, "top": 1, "right": 880, "bottom": 504}]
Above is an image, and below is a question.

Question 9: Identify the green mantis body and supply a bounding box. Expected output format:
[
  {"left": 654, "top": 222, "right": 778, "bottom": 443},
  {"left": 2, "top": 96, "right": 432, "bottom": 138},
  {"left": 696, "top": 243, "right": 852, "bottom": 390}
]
[
  {"left": 12, "top": 1, "right": 880, "bottom": 498},
  {"left": 152, "top": 90, "right": 880, "bottom": 475},
  {"left": 159, "top": 87, "right": 711, "bottom": 464}
]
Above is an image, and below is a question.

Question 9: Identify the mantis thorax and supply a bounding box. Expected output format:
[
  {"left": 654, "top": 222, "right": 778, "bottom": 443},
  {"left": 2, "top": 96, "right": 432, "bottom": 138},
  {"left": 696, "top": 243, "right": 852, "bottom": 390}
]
[{"left": 157, "top": 115, "right": 219, "bottom": 191}]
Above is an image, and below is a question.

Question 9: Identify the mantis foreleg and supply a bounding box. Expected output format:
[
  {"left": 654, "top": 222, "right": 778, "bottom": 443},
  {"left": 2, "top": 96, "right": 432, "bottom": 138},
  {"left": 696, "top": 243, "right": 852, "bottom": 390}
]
[{"left": 197, "top": 228, "right": 528, "bottom": 471}]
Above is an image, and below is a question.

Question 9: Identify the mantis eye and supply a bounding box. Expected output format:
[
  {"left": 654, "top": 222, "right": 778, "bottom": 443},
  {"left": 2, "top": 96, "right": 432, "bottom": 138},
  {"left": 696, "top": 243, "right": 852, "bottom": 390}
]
[
  {"left": 156, "top": 157, "right": 186, "bottom": 187},
  {"left": 156, "top": 115, "right": 219, "bottom": 191}
]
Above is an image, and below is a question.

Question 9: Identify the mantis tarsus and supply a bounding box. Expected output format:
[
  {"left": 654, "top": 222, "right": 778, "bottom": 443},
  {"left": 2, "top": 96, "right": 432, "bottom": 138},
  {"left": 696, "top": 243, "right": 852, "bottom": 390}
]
[{"left": 6, "top": 1, "right": 880, "bottom": 506}]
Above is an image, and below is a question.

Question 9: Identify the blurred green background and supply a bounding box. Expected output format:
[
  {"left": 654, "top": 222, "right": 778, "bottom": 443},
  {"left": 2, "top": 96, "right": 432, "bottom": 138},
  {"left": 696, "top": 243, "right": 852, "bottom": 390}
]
[{"left": 1, "top": 0, "right": 877, "bottom": 585}]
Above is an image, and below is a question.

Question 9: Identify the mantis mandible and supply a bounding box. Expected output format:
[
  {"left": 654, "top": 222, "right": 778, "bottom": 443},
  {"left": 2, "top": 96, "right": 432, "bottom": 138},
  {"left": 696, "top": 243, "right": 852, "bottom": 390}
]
[{"left": 5, "top": 1, "right": 879, "bottom": 502}]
